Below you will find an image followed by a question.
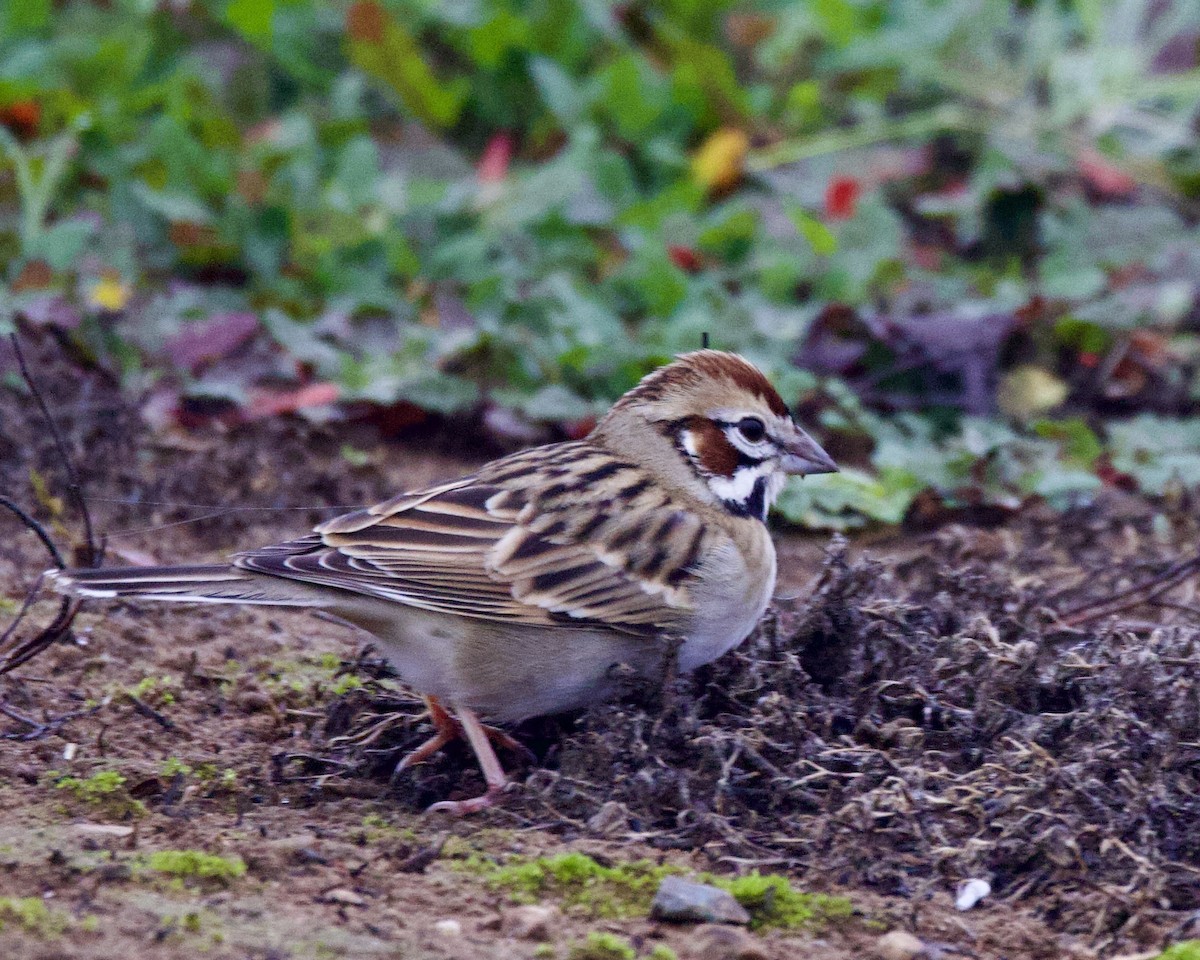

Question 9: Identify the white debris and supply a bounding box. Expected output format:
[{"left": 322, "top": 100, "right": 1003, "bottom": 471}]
[{"left": 955, "top": 878, "right": 991, "bottom": 911}]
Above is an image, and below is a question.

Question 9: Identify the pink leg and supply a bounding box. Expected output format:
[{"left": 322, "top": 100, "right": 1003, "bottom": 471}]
[
  {"left": 394, "top": 696, "right": 533, "bottom": 778},
  {"left": 425, "top": 705, "right": 508, "bottom": 816},
  {"left": 394, "top": 697, "right": 460, "bottom": 775}
]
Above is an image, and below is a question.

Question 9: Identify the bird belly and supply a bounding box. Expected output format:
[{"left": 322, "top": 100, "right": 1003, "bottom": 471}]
[{"left": 336, "top": 598, "right": 660, "bottom": 723}]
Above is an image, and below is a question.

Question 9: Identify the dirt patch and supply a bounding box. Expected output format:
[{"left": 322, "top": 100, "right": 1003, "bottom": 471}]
[{"left": 2, "top": 335, "right": 1197, "bottom": 959}]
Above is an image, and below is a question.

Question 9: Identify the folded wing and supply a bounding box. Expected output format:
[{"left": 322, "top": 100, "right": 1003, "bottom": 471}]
[{"left": 233, "top": 443, "right": 706, "bottom": 637}]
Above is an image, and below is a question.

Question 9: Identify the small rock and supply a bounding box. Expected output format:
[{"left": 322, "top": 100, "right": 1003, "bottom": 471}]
[
  {"left": 954, "top": 878, "right": 991, "bottom": 911},
  {"left": 587, "top": 800, "right": 629, "bottom": 835},
  {"left": 433, "top": 919, "right": 462, "bottom": 937},
  {"left": 322, "top": 887, "right": 366, "bottom": 907},
  {"left": 874, "top": 929, "right": 927, "bottom": 960},
  {"left": 502, "top": 904, "right": 559, "bottom": 941},
  {"left": 691, "top": 923, "right": 771, "bottom": 960},
  {"left": 73, "top": 823, "right": 134, "bottom": 839},
  {"left": 650, "top": 876, "right": 751, "bottom": 925}
]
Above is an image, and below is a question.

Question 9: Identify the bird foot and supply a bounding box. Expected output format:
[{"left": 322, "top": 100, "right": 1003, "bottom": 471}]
[
  {"left": 424, "top": 783, "right": 507, "bottom": 816},
  {"left": 394, "top": 698, "right": 520, "bottom": 816}
]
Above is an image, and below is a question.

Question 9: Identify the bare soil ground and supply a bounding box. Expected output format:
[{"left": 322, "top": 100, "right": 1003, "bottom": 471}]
[{"left": 2, "top": 336, "right": 1198, "bottom": 960}]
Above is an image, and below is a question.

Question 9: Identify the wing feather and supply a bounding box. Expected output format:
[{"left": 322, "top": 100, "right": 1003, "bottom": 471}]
[{"left": 233, "top": 442, "right": 708, "bottom": 635}]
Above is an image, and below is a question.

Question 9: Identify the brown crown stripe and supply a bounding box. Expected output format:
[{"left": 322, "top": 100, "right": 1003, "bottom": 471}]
[{"left": 619, "top": 350, "right": 789, "bottom": 417}]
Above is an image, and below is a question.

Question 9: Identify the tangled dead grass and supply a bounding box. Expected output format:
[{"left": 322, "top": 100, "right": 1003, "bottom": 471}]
[{"left": 307, "top": 496, "right": 1200, "bottom": 946}]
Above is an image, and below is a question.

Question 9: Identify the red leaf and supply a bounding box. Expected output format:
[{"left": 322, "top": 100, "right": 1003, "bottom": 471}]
[
  {"left": 667, "top": 245, "right": 703, "bottom": 273},
  {"left": 0, "top": 100, "right": 40, "bottom": 139},
  {"left": 1094, "top": 454, "right": 1139, "bottom": 493},
  {"left": 164, "top": 312, "right": 260, "bottom": 374},
  {"left": 11, "top": 260, "right": 53, "bottom": 293},
  {"left": 477, "top": 132, "right": 514, "bottom": 184},
  {"left": 824, "top": 176, "right": 860, "bottom": 220},
  {"left": 346, "top": 1, "right": 385, "bottom": 43},
  {"left": 1077, "top": 149, "right": 1136, "bottom": 198},
  {"left": 246, "top": 382, "right": 341, "bottom": 419}
]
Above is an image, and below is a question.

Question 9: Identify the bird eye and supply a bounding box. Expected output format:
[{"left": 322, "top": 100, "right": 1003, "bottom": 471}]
[{"left": 735, "top": 417, "right": 766, "bottom": 443}]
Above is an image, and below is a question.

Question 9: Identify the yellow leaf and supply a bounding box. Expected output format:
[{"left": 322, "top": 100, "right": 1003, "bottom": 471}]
[
  {"left": 691, "top": 128, "right": 749, "bottom": 193},
  {"left": 998, "top": 365, "right": 1069, "bottom": 419},
  {"left": 29, "top": 469, "right": 64, "bottom": 518},
  {"left": 87, "top": 276, "right": 130, "bottom": 312}
]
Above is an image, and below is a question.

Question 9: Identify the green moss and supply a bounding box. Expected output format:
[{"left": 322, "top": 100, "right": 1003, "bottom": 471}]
[
  {"left": 533, "top": 946, "right": 557, "bottom": 959},
  {"left": 567, "top": 932, "right": 636, "bottom": 960},
  {"left": 359, "top": 812, "right": 417, "bottom": 844},
  {"left": 145, "top": 850, "right": 246, "bottom": 882},
  {"left": 330, "top": 673, "right": 364, "bottom": 695},
  {"left": 464, "top": 851, "right": 679, "bottom": 918},
  {"left": 706, "top": 871, "right": 854, "bottom": 930},
  {"left": 52, "top": 769, "right": 146, "bottom": 818},
  {"left": 648, "top": 947, "right": 677, "bottom": 960},
  {"left": 1159, "top": 944, "right": 1200, "bottom": 960},
  {"left": 0, "top": 897, "right": 70, "bottom": 936},
  {"left": 459, "top": 851, "right": 851, "bottom": 930},
  {"left": 161, "top": 757, "right": 193, "bottom": 777},
  {"left": 128, "top": 675, "right": 177, "bottom": 705}
]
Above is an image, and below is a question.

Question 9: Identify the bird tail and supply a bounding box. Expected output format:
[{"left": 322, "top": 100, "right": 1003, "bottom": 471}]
[{"left": 44, "top": 564, "right": 323, "bottom": 607}]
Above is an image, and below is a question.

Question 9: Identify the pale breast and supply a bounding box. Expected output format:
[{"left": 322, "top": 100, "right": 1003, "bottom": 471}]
[{"left": 677, "top": 522, "right": 776, "bottom": 672}]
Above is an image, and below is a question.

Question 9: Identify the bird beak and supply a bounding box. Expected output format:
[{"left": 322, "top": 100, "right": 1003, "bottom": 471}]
[{"left": 780, "top": 424, "right": 838, "bottom": 476}]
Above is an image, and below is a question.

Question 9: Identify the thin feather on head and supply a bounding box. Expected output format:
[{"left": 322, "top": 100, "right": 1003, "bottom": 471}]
[{"left": 604, "top": 350, "right": 790, "bottom": 422}]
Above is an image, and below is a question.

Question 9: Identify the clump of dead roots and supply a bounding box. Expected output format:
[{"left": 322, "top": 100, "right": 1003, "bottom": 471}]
[{"left": 307, "top": 497, "right": 1200, "bottom": 943}]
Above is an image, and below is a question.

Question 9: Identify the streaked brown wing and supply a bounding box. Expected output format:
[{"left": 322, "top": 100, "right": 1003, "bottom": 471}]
[{"left": 233, "top": 443, "right": 705, "bottom": 636}]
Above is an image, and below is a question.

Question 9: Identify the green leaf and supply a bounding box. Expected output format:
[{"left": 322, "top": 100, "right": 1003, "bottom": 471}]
[
  {"left": 348, "top": 11, "right": 466, "bottom": 130},
  {"left": 789, "top": 206, "right": 837, "bottom": 256},
  {"left": 1032, "top": 418, "right": 1102, "bottom": 467},
  {"left": 530, "top": 57, "right": 584, "bottom": 126},
  {"left": 493, "top": 383, "right": 597, "bottom": 422},
  {"left": 225, "top": 0, "right": 274, "bottom": 41},
  {"left": 4, "top": 0, "right": 49, "bottom": 31},
  {"left": 774, "top": 468, "right": 921, "bottom": 530},
  {"left": 599, "top": 54, "right": 664, "bottom": 140},
  {"left": 130, "top": 184, "right": 214, "bottom": 225},
  {"left": 26, "top": 219, "right": 96, "bottom": 270}
]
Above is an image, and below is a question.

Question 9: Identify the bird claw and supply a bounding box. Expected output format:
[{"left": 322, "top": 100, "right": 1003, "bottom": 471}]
[{"left": 424, "top": 784, "right": 506, "bottom": 817}]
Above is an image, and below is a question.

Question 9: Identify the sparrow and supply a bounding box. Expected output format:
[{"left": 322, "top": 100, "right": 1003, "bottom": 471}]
[{"left": 47, "top": 350, "right": 837, "bottom": 814}]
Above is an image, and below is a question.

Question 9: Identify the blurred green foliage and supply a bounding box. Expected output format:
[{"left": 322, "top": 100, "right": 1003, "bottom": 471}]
[{"left": 2, "top": 0, "right": 1200, "bottom": 525}]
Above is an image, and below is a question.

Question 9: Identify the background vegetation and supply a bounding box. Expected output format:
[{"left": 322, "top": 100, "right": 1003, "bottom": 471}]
[{"left": 3, "top": 0, "right": 1200, "bottom": 527}]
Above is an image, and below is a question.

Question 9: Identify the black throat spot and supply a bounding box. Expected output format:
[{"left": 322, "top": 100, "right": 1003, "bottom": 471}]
[{"left": 723, "top": 475, "right": 769, "bottom": 522}]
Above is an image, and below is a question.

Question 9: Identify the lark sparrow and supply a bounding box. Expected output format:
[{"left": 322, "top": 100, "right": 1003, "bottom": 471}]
[{"left": 47, "top": 351, "right": 836, "bottom": 814}]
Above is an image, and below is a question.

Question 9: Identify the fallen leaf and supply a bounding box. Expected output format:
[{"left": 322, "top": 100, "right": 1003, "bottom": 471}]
[
  {"left": 667, "top": 245, "right": 704, "bottom": 272},
  {"left": 87, "top": 275, "right": 130, "bottom": 313},
  {"left": 246, "top": 382, "right": 341, "bottom": 419},
  {"left": 1076, "top": 148, "right": 1136, "bottom": 198},
  {"left": 824, "top": 175, "right": 861, "bottom": 220},
  {"left": 692, "top": 128, "right": 749, "bottom": 193},
  {"left": 998, "top": 365, "right": 1069, "bottom": 419},
  {"left": 164, "top": 312, "right": 260, "bottom": 373},
  {"left": 11, "top": 260, "right": 53, "bottom": 292},
  {"left": 345, "top": 0, "right": 385, "bottom": 43},
  {"left": 477, "top": 132, "right": 513, "bottom": 184},
  {"left": 0, "top": 100, "right": 40, "bottom": 139}
]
